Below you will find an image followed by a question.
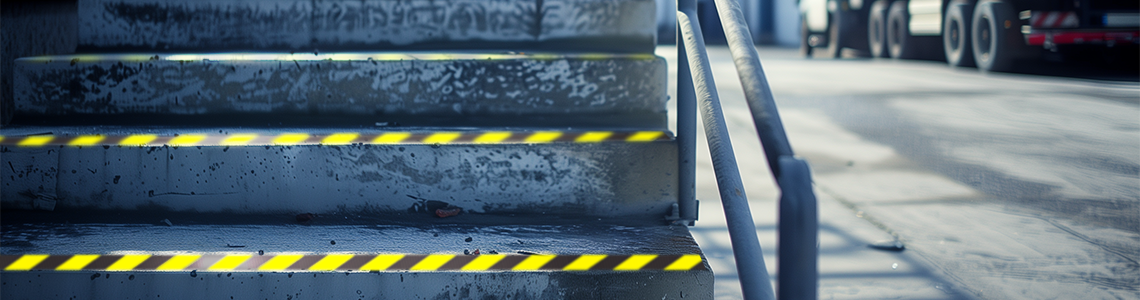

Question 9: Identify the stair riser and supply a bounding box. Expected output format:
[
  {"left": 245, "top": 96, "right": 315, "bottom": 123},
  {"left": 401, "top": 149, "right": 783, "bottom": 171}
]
[
  {"left": 1, "top": 142, "right": 677, "bottom": 218},
  {"left": 80, "top": 0, "right": 656, "bottom": 52},
  {"left": 14, "top": 55, "right": 666, "bottom": 127},
  {"left": 1, "top": 270, "right": 711, "bottom": 300}
]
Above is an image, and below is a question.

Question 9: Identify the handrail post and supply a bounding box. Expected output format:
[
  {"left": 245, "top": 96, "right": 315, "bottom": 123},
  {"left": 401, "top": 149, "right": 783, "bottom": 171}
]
[
  {"left": 677, "top": 9, "right": 776, "bottom": 300},
  {"left": 710, "top": 0, "right": 820, "bottom": 298},
  {"left": 677, "top": 0, "right": 698, "bottom": 224}
]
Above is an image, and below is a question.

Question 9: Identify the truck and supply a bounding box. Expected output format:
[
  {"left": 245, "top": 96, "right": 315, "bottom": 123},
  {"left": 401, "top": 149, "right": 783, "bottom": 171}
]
[{"left": 799, "top": 0, "right": 1140, "bottom": 71}]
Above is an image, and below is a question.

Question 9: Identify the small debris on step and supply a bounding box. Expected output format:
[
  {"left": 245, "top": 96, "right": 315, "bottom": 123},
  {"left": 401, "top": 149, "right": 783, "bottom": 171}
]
[
  {"left": 435, "top": 206, "right": 462, "bottom": 218},
  {"left": 868, "top": 240, "right": 905, "bottom": 252},
  {"left": 464, "top": 237, "right": 473, "bottom": 242},
  {"left": 161, "top": 219, "right": 173, "bottom": 226},
  {"left": 296, "top": 213, "right": 315, "bottom": 223}
]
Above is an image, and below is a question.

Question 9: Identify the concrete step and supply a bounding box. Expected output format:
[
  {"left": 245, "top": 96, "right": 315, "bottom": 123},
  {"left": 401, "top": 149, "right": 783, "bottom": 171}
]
[
  {"left": 0, "top": 223, "right": 712, "bottom": 299},
  {"left": 1, "top": 126, "right": 678, "bottom": 222},
  {"left": 79, "top": 0, "right": 656, "bottom": 53},
  {"left": 12, "top": 52, "right": 666, "bottom": 128}
]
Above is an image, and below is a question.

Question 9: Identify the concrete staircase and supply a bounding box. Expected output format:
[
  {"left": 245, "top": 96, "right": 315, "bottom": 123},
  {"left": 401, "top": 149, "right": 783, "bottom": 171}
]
[{"left": 1, "top": 1, "right": 712, "bottom": 299}]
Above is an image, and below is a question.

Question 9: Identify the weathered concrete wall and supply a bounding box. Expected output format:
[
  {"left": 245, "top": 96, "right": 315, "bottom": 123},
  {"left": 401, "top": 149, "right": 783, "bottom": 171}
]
[
  {"left": 0, "top": 1, "right": 78, "bottom": 125},
  {"left": 2, "top": 141, "right": 678, "bottom": 219},
  {"left": 13, "top": 54, "right": 667, "bottom": 127},
  {"left": 79, "top": 0, "right": 657, "bottom": 52}
]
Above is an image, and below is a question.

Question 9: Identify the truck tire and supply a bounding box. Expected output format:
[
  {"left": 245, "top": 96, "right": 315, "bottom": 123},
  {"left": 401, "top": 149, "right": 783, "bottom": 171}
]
[
  {"left": 801, "top": 19, "right": 814, "bottom": 58},
  {"left": 971, "top": 1, "right": 1017, "bottom": 72},
  {"left": 868, "top": 0, "right": 891, "bottom": 58},
  {"left": 826, "top": 12, "right": 845, "bottom": 58},
  {"left": 886, "top": 1, "right": 919, "bottom": 59},
  {"left": 943, "top": 3, "right": 975, "bottom": 67}
]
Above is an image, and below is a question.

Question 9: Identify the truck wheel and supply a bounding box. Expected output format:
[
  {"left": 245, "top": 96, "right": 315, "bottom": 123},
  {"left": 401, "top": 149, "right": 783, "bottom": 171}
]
[
  {"left": 866, "top": 0, "right": 893, "bottom": 57},
  {"left": 972, "top": 1, "right": 1016, "bottom": 72},
  {"left": 868, "top": 0, "right": 891, "bottom": 58},
  {"left": 826, "top": 12, "right": 844, "bottom": 58},
  {"left": 943, "top": 3, "right": 975, "bottom": 67},
  {"left": 886, "top": 1, "right": 919, "bottom": 59},
  {"left": 801, "top": 19, "right": 814, "bottom": 58}
]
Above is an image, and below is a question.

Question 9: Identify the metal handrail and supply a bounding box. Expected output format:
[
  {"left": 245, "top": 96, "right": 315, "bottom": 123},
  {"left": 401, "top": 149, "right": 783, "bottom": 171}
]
[{"left": 676, "top": 0, "right": 820, "bottom": 299}]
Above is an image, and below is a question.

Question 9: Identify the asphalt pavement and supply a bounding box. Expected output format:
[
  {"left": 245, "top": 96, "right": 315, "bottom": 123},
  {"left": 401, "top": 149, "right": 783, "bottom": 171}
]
[{"left": 659, "top": 45, "right": 1140, "bottom": 299}]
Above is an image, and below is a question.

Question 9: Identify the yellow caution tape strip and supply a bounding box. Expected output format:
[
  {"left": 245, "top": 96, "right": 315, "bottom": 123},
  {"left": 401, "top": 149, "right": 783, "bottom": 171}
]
[
  {"left": 0, "top": 254, "right": 705, "bottom": 272},
  {"left": 0, "top": 131, "right": 670, "bottom": 147}
]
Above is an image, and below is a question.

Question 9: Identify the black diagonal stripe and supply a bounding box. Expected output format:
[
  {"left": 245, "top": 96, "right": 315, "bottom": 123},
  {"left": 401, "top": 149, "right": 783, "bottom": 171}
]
[
  {"left": 387, "top": 255, "right": 425, "bottom": 270},
  {"left": 0, "top": 255, "right": 19, "bottom": 268},
  {"left": 451, "top": 133, "right": 480, "bottom": 143},
  {"left": 32, "top": 255, "right": 71, "bottom": 270},
  {"left": 236, "top": 255, "right": 272, "bottom": 270},
  {"left": 249, "top": 134, "right": 276, "bottom": 146},
  {"left": 85, "top": 255, "right": 122, "bottom": 270},
  {"left": 438, "top": 255, "right": 477, "bottom": 270},
  {"left": 303, "top": 134, "right": 324, "bottom": 144},
  {"left": 689, "top": 257, "right": 709, "bottom": 270},
  {"left": 554, "top": 132, "right": 581, "bottom": 142},
  {"left": 488, "top": 255, "right": 528, "bottom": 270},
  {"left": 133, "top": 256, "right": 173, "bottom": 270},
  {"left": 151, "top": 136, "right": 174, "bottom": 146},
  {"left": 102, "top": 135, "right": 127, "bottom": 145},
  {"left": 590, "top": 255, "right": 627, "bottom": 271},
  {"left": 404, "top": 133, "right": 431, "bottom": 143},
  {"left": 502, "top": 133, "right": 531, "bottom": 143},
  {"left": 641, "top": 255, "right": 676, "bottom": 270},
  {"left": 338, "top": 255, "right": 375, "bottom": 270},
  {"left": 286, "top": 255, "right": 325, "bottom": 270},
  {"left": 187, "top": 255, "right": 224, "bottom": 270},
  {"left": 607, "top": 132, "right": 634, "bottom": 141},
  {"left": 539, "top": 255, "right": 579, "bottom": 270},
  {"left": 357, "top": 134, "right": 381, "bottom": 144}
]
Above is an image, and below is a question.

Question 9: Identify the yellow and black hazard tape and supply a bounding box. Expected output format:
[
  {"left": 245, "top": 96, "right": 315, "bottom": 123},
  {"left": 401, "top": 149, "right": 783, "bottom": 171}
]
[
  {"left": 0, "top": 131, "right": 670, "bottom": 147},
  {"left": 0, "top": 254, "right": 705, "bottom": 272}
]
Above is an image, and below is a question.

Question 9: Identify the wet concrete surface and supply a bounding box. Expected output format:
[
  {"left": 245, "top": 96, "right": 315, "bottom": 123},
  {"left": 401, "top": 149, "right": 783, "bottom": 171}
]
[
  {"left": 79, "top": 0, "right": 657, "bottom": 53},
  {"left": 12, "top": 53, "right": 666, "bottom": 129},
  {"left": 1, "top": 136, "right": 678, "bottom": 220},
  {"left": 659, "top": 45, "right": 1139, "bottom": 299}
]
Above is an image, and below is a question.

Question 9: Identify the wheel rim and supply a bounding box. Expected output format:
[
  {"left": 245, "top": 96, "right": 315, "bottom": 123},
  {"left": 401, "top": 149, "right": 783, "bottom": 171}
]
[
  {"left": 889, "top": 17, "right": 901, "bottom": 48},
  {"left": 872, "top": 18, "right": 882, "bottom": 45},
  {"left": 949, "top": 20, "right": 961, "bottom": 51},
  {"left": 977, "top": 16, "right": 992, "bottom": 61}
]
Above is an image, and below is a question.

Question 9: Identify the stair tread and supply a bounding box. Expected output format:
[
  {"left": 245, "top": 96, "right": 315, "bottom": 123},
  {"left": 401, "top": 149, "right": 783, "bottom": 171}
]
[
  {"left": 2, "top": 135, "right": 679, "bottom": 218},
  {"left": 79, "top": 0, "right": 656, "bottom": 53},
  {"left": 12, "top": 52, "right": 666, "bottom": 128}
]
